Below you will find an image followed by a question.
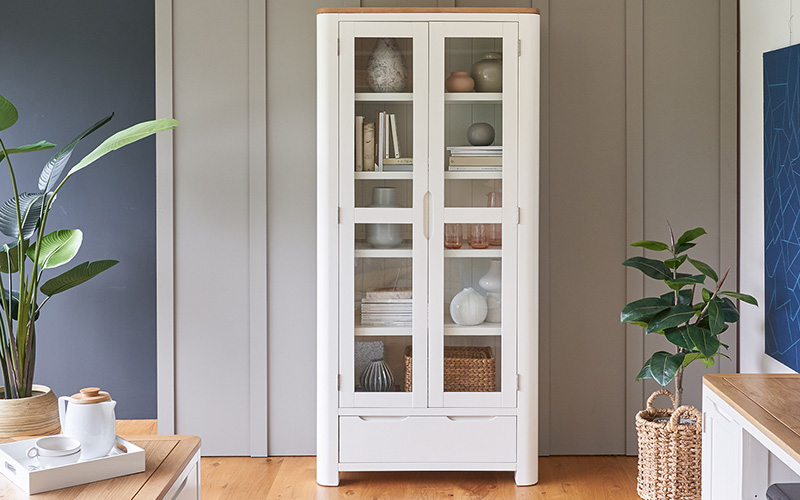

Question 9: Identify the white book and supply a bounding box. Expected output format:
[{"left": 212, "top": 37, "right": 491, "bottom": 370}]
[
  {"left": 355, "top": 116, "right": 364, "bottom": 171},
  {"left": 384, "top": 113, "right": 390, "bottom": 158},
  {"left": 377, "top": 111, "right": 385, "bottom": 171},
  {"left": 390, "top": 114, "right": 400, "bottom": 158}
]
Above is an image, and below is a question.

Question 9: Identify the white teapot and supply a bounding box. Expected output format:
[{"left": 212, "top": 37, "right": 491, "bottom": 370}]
[{"left": 59, "top": 387, "right": 117, "bottom": 460}]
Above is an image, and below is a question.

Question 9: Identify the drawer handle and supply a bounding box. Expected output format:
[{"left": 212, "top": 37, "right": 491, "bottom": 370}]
[
  {"left": 446, "top": 416, "right": 497, "bottom": 422},
  {"left": 357, "top": 416, "right": 409, "bottom": 422}
]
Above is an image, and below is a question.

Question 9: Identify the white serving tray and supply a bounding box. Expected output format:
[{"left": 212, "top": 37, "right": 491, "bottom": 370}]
[{"left": 0, "top": 436, "right": 145, "bottom": 494}]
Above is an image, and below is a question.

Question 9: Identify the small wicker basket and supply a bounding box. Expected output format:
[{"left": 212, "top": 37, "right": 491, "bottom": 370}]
[
  {"left": 636, "top": 389, "right": 702, "bottom": 500},
  {"left": 404, "top": 345, "right": 495, "bottom": 392}
]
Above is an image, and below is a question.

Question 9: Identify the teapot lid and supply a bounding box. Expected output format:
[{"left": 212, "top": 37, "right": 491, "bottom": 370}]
[{"left": 70, "top": 387, "right": 111, "bottom": 404}]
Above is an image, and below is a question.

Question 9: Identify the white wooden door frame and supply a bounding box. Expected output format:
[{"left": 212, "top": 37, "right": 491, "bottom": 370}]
[{"left": 154, "top": 0, "right": 269, "bottom": 456}]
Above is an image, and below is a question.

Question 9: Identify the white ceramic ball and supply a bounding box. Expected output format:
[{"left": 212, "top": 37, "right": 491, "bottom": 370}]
[{"left": 449, "top": 287, "right": 488, "bottom": 326}]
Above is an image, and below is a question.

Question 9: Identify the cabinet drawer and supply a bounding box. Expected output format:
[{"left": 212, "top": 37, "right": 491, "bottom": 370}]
[{"left": 339, "top": 415, "right": 516, "bottom": 463}]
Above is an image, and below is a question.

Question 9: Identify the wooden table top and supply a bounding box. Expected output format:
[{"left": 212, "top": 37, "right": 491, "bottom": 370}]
[
  {"left": 0, "top": 435, "right": 200, "bottom": 499},
  {"left": 704, "top": 373, "right": 800, "bottom": 465}
]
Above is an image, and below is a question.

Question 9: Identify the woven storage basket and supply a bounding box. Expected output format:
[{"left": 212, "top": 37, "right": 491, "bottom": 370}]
[
  {"left": 636, "top": 389, "right": 702, "bottom": 500},
  {"left": 403, "top": 345, "right": 495, "bottom": 392}
]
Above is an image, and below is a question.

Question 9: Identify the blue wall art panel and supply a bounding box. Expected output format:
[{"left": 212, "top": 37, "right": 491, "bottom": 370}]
[{"left": 765, "top": 44, "right": 800, "bottom": 371}]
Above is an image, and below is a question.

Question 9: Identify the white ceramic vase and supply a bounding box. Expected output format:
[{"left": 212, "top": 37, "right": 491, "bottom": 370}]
[
  {"left": 449, "top": 287, "right": 488, "bottom": 326},
  {"left": 367, "top": 38, "right": 408, "bottom": 92},
  {"left": 479, "top": 260, "right": 501, "bottom": 323},
  {"left": 366, "top": 187, "right": 404, "bottom": 248}
]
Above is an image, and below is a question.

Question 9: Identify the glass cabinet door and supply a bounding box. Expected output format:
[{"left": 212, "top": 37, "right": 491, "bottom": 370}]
[
  {"left": 428, "top": 22, "right": 519, "bottom": 408},
  {"left": 338, "top": 22, "right": 429, "bottom": 408}
]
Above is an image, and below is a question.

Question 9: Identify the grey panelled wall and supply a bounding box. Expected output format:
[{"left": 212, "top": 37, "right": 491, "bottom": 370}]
[
  {"left": 261, "top": 1, "right": 737, "bottom": 455},
  {"left": 1, "top": 1, "right": 157, "bottom": 419}
]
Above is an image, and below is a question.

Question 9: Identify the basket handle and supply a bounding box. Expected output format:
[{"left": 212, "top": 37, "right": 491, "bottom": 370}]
[
  {"left": 667, "top": 405, "right": 702, "bottom": 432},
  {"left": 646, "top": 389, "right": 675, "bottom": 410}
]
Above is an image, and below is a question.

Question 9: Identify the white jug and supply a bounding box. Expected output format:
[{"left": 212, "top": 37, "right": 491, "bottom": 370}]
[{"left": 59, "top": 387, "right": 117, "bottom": 460}]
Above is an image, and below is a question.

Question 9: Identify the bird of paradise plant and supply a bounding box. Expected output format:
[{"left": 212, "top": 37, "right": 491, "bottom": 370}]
[{"left": 0, "top": 92, "right": 177, "bottom": 399}]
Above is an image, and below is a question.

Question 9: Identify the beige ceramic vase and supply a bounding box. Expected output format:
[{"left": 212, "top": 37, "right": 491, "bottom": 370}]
[
  {"left": 0, "top": 384, "right": 61, "bottom": 438},
  {"left": 445, "top": 71, "right": 475, "bottom": 92}
]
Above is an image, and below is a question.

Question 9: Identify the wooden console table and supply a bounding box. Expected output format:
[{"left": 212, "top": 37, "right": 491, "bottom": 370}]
[
  {"left": 703, "top": 374, "right": 800, "bottom": 499},
  {"left": 0, "top": 435, "right": 200, "bottom": 499}
]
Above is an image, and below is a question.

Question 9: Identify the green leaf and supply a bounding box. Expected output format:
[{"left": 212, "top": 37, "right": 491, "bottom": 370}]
[
  {"left": 675, "top": 242, "right": 697, "bottom": 254},
  {"left": 646, "top": 304, "right": 696, "bottom": 333},
  {"left": 629, "top": 321, "right": 649, "bottom": 328},
  {"left": 40, "top": 260, "right": 119, "bottom": 296},
  {"left": 686, "top": 325, "right": 720, "bottom": 358},
  {"left": 27, "top": 229, "right": 82, "bottom": 269},
  {"left": 0, "top": 94, "right": 19, "bottom": 132},
  {"left": 630, "top": 240, "right": 669, "bottom": 251},
  {"left": 0, "top": 193, "right": 46, "bottom": 240},
  {"left": 621, "top": 297, "right": 672, "bottom": 323},
  {"left": 665, "top": 274, "right": 706, "bottom": 290},
  {"left": 707, "top": 299, "right": 725, "bottom": 334},
  {"left": 0, "top": 287, "right": 38, "bottom": 321},
  {"left": 676, "top": 227, "right": 707, "bottom": 247},
  {"left": 0, "top": 240, "right": 26, "bottom": 274},
  {"left": 717, "top": 297, "right": 739, "bottom": 323},
  {"left": 702, "top": 288, "right": 712, "bottom": 302},
  {"left": 39, "top": 114, "right": 114, "bottom": 192},
  {"left": 636, "top": 351, "right": 685, "bottom": 386},
  {"left": 67, "top": 118, "right": 178, "bottom": 177},
  {"left": 0, "top": 141, "right": 57, "bottom": 164},
  {"left": 622, "top": 256, "right": 672, "bottom": 280},
  {"left": 720, "top": 291, "right": 758, "bottom": 306},
  {"left": 665, "top": 255, "right": 688, "bottom": 269},
  {"left": 682, "top": 352, "right": 703, "bottom": 368},
  {"left": 665, "top": 327, "right": 694, "bottom": 350},
  {"left": 688, "top": 258, "right": 719, "bottom": 282},
  {"left": 660, "top": 289, "right": 693, "bottom": 306}
]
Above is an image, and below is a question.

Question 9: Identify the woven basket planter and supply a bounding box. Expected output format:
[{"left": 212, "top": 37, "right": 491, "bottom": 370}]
[
  {"left": 636, "top": 389, "right": 702, "bottom": 500},
  {"left": 0, "top": 384, "right": 61, "bottom": 438},
  {"left": 404, "top": 345, "right": 495, "bottom": 392}
]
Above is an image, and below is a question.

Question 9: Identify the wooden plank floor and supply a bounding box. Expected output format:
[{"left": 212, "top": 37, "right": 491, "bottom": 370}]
[{"left": 118, "top": 421, "right": 639, "bottom": 499}]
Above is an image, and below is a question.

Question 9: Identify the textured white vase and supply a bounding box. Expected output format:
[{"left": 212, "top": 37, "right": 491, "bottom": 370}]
[
  {"left": 479, "top": 260, "right": 502, "bottom": 323},
  {"left": 449, "top": 287, "right": 488, "bottom": 326},
  {"left": 367, "top": 38, "right": 408, "bottom": 92}
]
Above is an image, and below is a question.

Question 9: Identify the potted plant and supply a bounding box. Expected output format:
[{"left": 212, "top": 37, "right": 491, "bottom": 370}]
[
  {"left": 0, "top": 92, "right": 177, "bottom": 437},
  {"left": 620, "top": 224, "right": 757, "bottom": 500}
]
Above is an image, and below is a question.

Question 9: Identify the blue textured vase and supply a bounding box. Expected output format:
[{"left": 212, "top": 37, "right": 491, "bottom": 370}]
[{"left": 360, "top": 359, "right": 394, "bottom": 392}]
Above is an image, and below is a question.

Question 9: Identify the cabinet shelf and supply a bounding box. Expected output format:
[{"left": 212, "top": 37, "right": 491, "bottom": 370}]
[
  {"left": 445, "top": 93, "right": 502, "bottom": 103},
  {"left": 444, "top": 171, "right": 502, "bottom": 180},
  {"left": 444, "top": 247, "right": 502, "bottom": 258},
  {"left": 443, "top": 320, "right": 502, "bottom": 336},
  {"left": 355, "top": 171, "right": 414, "bottom": 180},
  {"left": 355, "top": 92, "right": 413, "bottom": 102},
  {"left": 355, "top": 240, "right": 412, "bottom": 258}
]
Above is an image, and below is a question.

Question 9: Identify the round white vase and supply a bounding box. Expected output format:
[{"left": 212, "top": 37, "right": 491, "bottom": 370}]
[
  {"left": 449, "top": 287, "right": 488, "bottom": 326},
  {"left": 479, "top": 260, "right": 502, "bottom": 323}
]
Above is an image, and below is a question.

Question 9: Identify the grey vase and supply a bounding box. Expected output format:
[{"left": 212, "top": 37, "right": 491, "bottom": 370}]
[
  {"left": 366, "top": 187, "right": 404, "bottom": 248},
  {"left": 367, "top": 38, "right": 408, "bottom": 93},
  {"left": 361, "top": 359, "right": 394, "bottom": 392}
]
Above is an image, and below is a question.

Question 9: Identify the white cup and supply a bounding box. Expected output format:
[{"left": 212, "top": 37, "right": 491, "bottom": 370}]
[{"left": 26, "top": 435, "right": 81, "bottom": 468}]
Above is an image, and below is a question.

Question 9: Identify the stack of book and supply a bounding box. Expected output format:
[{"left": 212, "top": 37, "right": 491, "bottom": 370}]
[
  {"left": 355, "top": 113, "right": 413, "bottom": 172},
  {"left": 447, "top": 145, "right": 502, "bottom": 172},
  {"left": 361, "top": 287, "right": 412, "bottom": 327}
]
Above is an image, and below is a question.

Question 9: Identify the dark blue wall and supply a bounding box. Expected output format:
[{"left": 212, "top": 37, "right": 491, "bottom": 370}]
[{"left": 0, "top": 1, "right": 156, "bottom": 418}]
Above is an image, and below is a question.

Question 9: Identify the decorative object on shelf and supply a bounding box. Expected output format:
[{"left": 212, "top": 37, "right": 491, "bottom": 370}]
[
  {"left": 0, "top": 385, "right": 60, "bottom": 438},
  {"left": 361, "top": 285, "right": 412, "bottom": 327},
  {"left": 367, "top": 38, "right": 408, "bottom": 92},
  {"left": 59, "top": 387, "right": 117, "bottom": 459},
  {"left": 355, "top": 341, "right": 384, "bottom": 383},
  {"left": 468, "top": 224, "right": 488, "bottom": 249},
  {"left": 0, "top": 93, "right": 175, "bottom": 438},
  {"left": 404, "top": 345, "right": 495, "bottom": 392},
  {"left": 467, "top": 122, "right": 495, "bottom": 146},
  {"left": 479, "top": 260, "right": 502, "bottom": 323},
  {"left": 445, "top": 71, "right": 474, "bottom": 92},
  {"left": 449, "top": 287, "right": 488, "bottom": 326},
  {"left": 447, "top": 145, "right": 502, "bottom": 172},
  {"left": 26, "top": 435, "right": 81, "bottom": 469},
  {"left": 444, "top": 224, "right": 462, "bottom": 249},
  {"left": 486, "top": 191, "right": 502, "bottom": 246},
  {"left": 471, "top": 52, "right": 503, "bottom": 92},
  {"left": 360, "top": 358, "right": 394, "bottom": 392},
  {"left": 620, "top": 224, "right": 757, "bottom": 500},
  {"left": 365, "top": 187, "right": 404, "bottom": 248}
]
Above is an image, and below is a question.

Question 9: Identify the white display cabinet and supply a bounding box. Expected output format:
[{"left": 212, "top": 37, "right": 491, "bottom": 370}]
[{"left": 317, "top": 7, "right": 540, "bottom": 487}]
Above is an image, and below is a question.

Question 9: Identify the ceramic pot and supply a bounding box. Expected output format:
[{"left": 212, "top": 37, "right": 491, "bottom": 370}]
[
  {"left": 467, "top": 122, "right": 495, "bottom": 146},
  {"left": 361, "top": 359, "right": 394, "bottom": 392},
  {"left": 471, "top": 52, "right": 503, "bottom": 92},
  {"left": 479, "top": 260, "right": 502, "bottom": 323},
  {"left": 366, "top": 187, "right": 404, "bottom": 248},
  {"left": 0, "top": 385, "right": 61, "bottom": 438},
  {"left": 445, "top": 71, "right": 474, "bottom": 92},
  {"left": 450, "top": 287, "right": 488, "bottom": 326},
  {"left": 59, "top": 387, "right": 117, "bottom": 459},
  {"left": 367, "top": 38, "right": 408, "bottom": 93}
]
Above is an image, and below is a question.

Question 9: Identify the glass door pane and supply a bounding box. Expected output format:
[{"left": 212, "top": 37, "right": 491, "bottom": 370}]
[
  {"left": 339, "top": 22, "right": 428, "bottom": 408},
  {"left": 429, "top": 22, "right": 518, "bottom": 408}
]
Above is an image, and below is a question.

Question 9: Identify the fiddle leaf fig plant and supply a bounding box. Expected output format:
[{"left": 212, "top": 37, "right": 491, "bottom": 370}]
[
  {"left": 0, "top": 92, "right": 177, "bottom": 399},
  {"left": 621, "top": 225, "right": 757, "bottom": 409}
]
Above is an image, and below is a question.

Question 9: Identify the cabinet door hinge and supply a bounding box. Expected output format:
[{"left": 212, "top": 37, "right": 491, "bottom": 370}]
[
  {"left": 516, "top": 374, "right": 521, "bottom": 391},
  {"left": 338, "top": 207, "right": 341, "bottom": 224},
  {"left": 337, "top": 38, "right": 340, "bottom": 56},
  {"left": 337, "top": 374, "right": 341, "bottom": 390},
  {"left": 517, "top": 207, "right": 521, "bottom": 224},
  {"left": 518, "top": 40, "right": 521, "bottom": 57}
]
